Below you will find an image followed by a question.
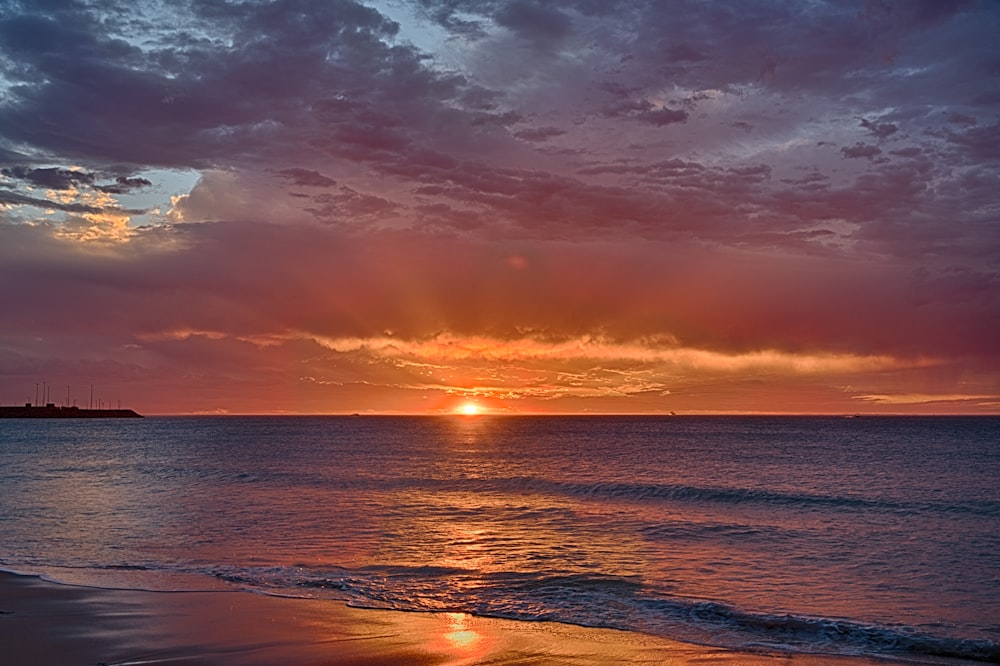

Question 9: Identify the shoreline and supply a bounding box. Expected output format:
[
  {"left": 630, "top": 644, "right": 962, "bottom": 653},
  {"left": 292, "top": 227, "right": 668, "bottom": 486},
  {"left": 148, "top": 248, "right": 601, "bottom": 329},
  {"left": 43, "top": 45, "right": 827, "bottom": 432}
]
[{"left": 0, "top": 570, "right": 923, "bottom": 666}]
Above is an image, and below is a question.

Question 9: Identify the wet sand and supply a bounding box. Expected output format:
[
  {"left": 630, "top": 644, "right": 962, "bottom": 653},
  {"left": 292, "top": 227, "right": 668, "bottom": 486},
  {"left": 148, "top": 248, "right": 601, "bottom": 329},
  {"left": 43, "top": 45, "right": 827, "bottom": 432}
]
[{"left": 0, "top": 571, "right": 907, "bottom": 665}]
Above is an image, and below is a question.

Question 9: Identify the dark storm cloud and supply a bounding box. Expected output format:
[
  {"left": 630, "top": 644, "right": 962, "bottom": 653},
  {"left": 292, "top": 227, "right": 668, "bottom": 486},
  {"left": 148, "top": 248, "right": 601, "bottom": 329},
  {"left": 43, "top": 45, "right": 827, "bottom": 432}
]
[
  {"left": 494, "top": 0, "right": 572, "bottom": 44},
  {"left": 1, "top": 166, "right": 150, "bottom": 198},
  {"left": 0, "top": 189, "right": 144, "bottom": 215},
  {"left": 0, "top": 0, "right": 461, "bottom": 169},
  {"left": 94, "top": 176, "right": 153, "bottom": 194},
  {"left": 1, "top": 0, "right": 991, "bottom": 249},
  {"left": 2, "top": 167, "right": 94, "bottom": 190},
  {"left": 0, "top": 0, "right": 992, "bottom": 264}
]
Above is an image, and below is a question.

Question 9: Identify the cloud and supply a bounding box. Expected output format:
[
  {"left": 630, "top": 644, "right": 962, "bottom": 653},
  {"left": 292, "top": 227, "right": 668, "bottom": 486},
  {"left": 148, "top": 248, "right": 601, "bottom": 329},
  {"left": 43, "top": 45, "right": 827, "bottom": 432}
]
[
  {"left": 274, "top": 168, "right": 337, "bottom": 188},
  {"left": 840, "top": 143, "right": 883, "bottom": 160},
  {"left": 513, "top": 126, "right": 566, "bottom": 142},
  {"left": 494, "top": 0, "right": 572, "bottom": 44},
  {"left": 637, "top": 108, "right": 689, "bottom": 127},
  {"left": 0, "top": 189, "right": 143, "bottom": 216},
  {"left": 95, "top": 176, "right": 153, "bottom": 194},
  {"left": 2, "top": 167, "right": 96, "bottom": 190},
  {"left": 1, "top": 0, "right": 998, "bottom": 413},
  {"left": 1, "top": 216, "right": 991, "bottom": 356},
  {"left": 855, "top": 393, "right": 996, "bottom": 407},
  {"left": 944, "top": 119, "right": 1000, "bottom": 161},
  {"left": 0, "top": 0, "right": 444, "bottom": 170},
  {"left": 859, "top": 117, "right": 898, "bottom": 140}
]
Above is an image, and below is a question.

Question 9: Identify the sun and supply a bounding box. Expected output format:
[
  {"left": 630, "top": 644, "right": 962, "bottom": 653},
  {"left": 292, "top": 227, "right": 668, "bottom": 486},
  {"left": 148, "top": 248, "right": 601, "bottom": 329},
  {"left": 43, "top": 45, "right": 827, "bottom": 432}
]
[{"left": 459, "top": 402, "right": 480, "bottom": 416}]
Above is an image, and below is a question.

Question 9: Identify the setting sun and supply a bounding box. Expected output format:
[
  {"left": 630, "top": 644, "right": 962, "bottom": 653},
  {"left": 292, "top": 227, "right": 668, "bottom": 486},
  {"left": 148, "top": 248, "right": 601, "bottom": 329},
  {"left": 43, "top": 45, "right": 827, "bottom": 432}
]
[{"left": 460, "top": 402, "right": 479, "bottom": 416}]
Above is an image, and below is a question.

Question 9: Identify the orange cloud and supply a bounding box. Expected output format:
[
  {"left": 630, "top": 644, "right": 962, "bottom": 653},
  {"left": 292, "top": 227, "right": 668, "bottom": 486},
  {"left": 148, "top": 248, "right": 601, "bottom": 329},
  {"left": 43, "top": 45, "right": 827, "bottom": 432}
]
[
  {"left": 855, "top": 393, "right": 999, "bottom": 406},
  {"left": 308, "top": 332, "right": 915, "bottom": 374}
]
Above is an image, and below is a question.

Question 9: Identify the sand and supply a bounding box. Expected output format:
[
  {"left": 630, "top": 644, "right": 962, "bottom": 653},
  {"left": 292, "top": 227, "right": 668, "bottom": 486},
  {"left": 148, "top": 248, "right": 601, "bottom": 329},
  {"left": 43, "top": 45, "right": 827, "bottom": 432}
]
[{"left": 0, "top": 571, "right": 905, "bottom": 666}]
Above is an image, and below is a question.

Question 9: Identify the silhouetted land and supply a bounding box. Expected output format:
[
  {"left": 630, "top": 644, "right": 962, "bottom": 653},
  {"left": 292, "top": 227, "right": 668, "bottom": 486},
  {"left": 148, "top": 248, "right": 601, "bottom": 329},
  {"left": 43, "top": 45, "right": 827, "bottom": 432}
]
[{"left": 0, "top": 405, "right": 142, "bottom": 418}]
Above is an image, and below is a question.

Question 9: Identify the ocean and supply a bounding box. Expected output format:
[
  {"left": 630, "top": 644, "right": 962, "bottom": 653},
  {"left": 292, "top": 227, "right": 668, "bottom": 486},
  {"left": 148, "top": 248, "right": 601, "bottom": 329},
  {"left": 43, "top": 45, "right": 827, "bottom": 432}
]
[{"left": 1, "top": 416, "right": 998, "bottom": 663}]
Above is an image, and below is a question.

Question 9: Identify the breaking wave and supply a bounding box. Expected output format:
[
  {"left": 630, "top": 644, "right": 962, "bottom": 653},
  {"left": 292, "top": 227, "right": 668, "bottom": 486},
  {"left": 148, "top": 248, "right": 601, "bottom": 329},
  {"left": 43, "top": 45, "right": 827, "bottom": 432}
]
[{"left": 211, "top": 564, "right": 1000, "bottom": 663}]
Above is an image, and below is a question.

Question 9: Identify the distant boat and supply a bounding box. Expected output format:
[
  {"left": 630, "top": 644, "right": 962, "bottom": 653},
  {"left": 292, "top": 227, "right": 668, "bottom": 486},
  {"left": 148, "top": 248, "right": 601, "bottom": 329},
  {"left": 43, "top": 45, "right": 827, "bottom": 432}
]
[{"left": 0, "top": 404, "right": 142, "bottom": 419}]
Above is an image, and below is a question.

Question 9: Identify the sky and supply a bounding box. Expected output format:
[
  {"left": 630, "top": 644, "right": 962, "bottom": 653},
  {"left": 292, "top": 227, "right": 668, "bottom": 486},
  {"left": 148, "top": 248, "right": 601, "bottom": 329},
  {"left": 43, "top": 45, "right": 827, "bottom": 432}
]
[{"left": 1, "top": 0, "right": 998, "bottom": 415}]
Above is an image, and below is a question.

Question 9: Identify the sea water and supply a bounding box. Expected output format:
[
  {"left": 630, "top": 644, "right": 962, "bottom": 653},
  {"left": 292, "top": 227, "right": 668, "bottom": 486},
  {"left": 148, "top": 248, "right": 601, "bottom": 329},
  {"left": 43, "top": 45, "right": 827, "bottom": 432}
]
[{"left": 1, "top": 416, "right": 998, "bottom": 662}]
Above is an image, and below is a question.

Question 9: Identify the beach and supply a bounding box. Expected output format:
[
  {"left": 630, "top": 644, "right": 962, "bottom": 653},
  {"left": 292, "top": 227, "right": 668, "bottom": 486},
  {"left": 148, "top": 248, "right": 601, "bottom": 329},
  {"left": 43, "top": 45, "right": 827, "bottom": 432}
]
[{"left": 2, "top": 571, "right": 907, "bottom": 666}]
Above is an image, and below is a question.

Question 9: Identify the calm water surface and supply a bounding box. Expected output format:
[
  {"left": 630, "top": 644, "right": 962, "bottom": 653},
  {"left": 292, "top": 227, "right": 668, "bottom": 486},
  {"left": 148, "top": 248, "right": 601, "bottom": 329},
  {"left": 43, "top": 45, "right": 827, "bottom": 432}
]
[{"left": 1, "top": 416, "right": 998, "bottom": 662}]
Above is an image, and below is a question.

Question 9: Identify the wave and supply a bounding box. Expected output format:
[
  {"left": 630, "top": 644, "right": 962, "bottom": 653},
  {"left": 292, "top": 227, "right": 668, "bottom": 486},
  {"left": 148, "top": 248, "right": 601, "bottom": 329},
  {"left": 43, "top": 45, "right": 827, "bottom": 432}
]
[
  {"left": 209, "top": 564, "right": 1000, "bottom": 663},
  {"left": 402, "top": 475, "right": 1000, "bottom": 518},
  {"left": 639, "top": 520, "right": 777, "bottom": 543},
  {"left": 652, "top": 598, "right": 1000, "bottom": 663},
  {"left": 541, "top": 479, "right": 1000, "bottom": 518}
]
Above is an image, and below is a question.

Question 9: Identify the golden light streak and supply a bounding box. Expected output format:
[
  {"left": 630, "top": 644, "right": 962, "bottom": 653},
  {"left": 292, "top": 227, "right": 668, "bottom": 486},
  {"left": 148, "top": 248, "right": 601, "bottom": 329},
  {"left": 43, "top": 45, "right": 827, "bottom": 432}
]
[{"left": 308, "top": 332, "right": 920, "bottom": 375}]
